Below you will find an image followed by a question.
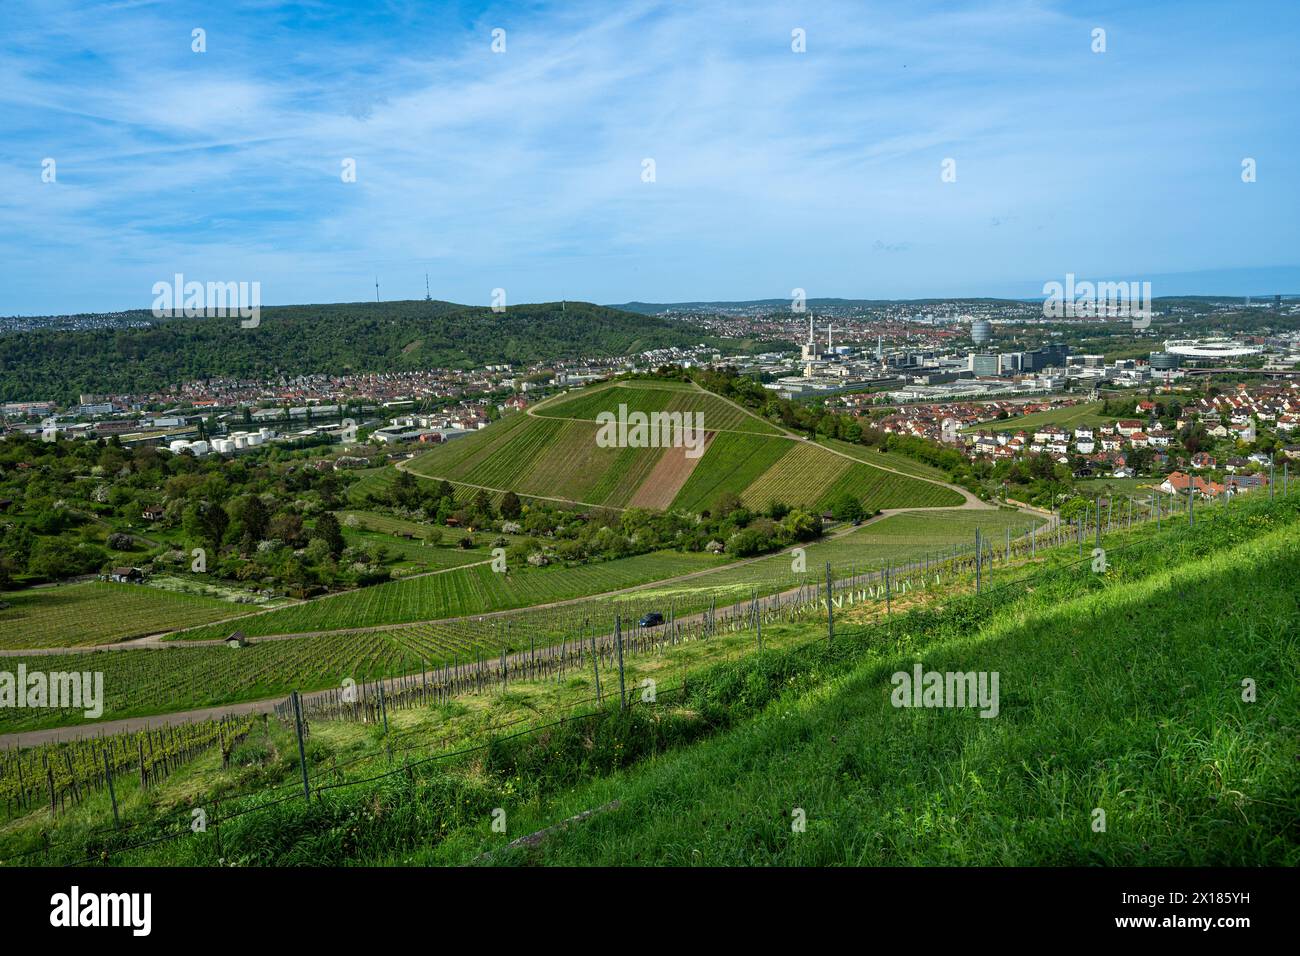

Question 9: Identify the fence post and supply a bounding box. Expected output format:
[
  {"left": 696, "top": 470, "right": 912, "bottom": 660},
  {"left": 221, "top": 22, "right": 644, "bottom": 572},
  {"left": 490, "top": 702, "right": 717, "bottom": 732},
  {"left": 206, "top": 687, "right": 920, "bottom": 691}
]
[
  {"left": 825, "top": 562, "right": 834, "bottom": 645},
  {"left": 103, "top": 749, "right": 119, "bottom": 828},
  {"left": 614, "top": 616, "right": 626, "bottom": 710},
  {"left": 291, "top": 691, "right": 310, "bottom": 802},
  {"left": 975, "top": 529, "right": 982, "bottom": 593},
  {"left": 590, "top": 626, "right": 602, "bottom": 702}
]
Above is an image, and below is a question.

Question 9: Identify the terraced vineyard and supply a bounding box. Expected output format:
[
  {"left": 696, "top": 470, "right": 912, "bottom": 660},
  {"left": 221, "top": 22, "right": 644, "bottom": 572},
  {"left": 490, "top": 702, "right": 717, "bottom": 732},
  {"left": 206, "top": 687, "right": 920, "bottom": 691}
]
[
  {"left": 172, "top": 549, "right": 721, "bottom": 641},
  {"left": 0, "top": 508, "right": 1050, "bottom": 733},
  {"left": 533, "top": 380, "right": 782, "bottom": 435},
  {"left": 817, "top": 438, "right": 953, "bottom": 481},
  {"left": 407, "top": 378, "right": 964, "bottom": 513},
  {"left": 0, "top": 582, "right": 254, "bottom": 650},
  {"left": 0, "top": 633, "right": 428, "bottom": 733},
  {"left": 670, "top": 432, "right": 793, "bottom": 512}
]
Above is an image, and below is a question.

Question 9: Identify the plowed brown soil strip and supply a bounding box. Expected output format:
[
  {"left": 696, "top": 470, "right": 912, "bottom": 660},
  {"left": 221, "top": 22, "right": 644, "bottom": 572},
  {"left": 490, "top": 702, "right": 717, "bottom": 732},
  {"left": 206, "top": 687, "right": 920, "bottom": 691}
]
[{"left": 626, "top": 432, "right": 716, "bottom": 509}]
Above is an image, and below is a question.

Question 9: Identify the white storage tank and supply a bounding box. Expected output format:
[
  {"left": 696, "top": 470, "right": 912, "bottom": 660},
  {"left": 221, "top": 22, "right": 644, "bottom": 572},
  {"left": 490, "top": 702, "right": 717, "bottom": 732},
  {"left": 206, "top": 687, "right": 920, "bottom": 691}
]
[
  {"left": 189, "top": 440, "right": 210, "bottom": 456},
  {"left": 233, "top": 433, "right": 249, "bottom": 448},
  {"left": 169, "top": 440, "right": 190, "bottom": 453}
]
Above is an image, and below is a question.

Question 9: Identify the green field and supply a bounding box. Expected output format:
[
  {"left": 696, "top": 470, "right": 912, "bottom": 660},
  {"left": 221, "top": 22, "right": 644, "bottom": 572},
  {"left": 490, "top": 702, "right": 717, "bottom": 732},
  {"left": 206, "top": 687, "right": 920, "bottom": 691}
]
[
  {"left": 624, "top": 508, "right": 1043, "bottom": 601},
  {"left": 0, "top": 582, "right": 252, "bottom": 650},
  {"left": 171, "top": 549, "right": 722, "bottom": 641},
  {"left": 337, "top": 511, "right": 501, "bottom": 570},
  {"left": 408, "top": 380, "right": 964, "bottom": 513},
  {"left": 961, "top": 400, "right": 1116, "bottom": 434}
]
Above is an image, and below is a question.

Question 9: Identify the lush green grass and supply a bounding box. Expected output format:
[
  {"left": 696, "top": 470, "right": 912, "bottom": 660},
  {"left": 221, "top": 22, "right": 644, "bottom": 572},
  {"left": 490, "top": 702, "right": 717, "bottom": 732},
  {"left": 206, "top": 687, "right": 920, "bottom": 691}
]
[
  {"left": 0, "top": 581, "right": 250, "bottom": 649},
  {"left": 65, "top": 490, "right": 1299, "bottom": 867},
  {"left": 337, "top": 511, "right": 498, "bottom": 569},
  {"left": 961, "top": 401, "right": 1116, "bottom": 434},
  {"left": 443, "top": 499, "right": 1300, "bottom": 865},
  {"left": 625, "top": 508, "right": 1042, "bottom": 601}
]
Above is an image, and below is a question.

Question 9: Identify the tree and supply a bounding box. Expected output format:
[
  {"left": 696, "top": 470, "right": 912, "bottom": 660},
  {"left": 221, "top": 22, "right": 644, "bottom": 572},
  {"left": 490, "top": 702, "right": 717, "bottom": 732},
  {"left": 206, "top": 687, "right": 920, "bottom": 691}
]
[
  {"left": 183, "top": 501, "right": 229, "bottom": 554},
  {"left": 500, "top": 490, "right": 522, "bottom": 519},
  {"left": 269, "top": 512, "right": 306, "bottom": 548},
  {"left": 238, "top": 495, "right": 270, "bottom": 545},
  {"left": 828, "top": 492, "right": 866, "bottom": 522},
  {"left": 311, "top": 512, "right": 345, "bottom": 557},
  {"left": 393, "top": 470, "right": 420, "bottom": 509},
  {"left": 472, "top": 489, "right": 495, "bottom": 522}
]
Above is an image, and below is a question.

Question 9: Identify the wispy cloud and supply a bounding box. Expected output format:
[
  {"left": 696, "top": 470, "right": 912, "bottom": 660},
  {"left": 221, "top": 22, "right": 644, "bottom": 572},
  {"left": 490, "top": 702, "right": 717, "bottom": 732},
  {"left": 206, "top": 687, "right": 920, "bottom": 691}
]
[{"left": 0, "top": 0, "right": 1297, "bottom": 314}]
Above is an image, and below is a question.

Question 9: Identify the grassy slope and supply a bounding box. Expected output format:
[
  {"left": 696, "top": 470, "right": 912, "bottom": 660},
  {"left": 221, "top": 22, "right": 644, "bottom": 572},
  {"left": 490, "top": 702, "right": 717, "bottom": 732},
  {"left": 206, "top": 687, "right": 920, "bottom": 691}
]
[
  {"left": 443, "top": 503, "right": 1300, "bottom": 866},
  {"left": 961, "top": 400, "right": 1116, "bottom": 435}
]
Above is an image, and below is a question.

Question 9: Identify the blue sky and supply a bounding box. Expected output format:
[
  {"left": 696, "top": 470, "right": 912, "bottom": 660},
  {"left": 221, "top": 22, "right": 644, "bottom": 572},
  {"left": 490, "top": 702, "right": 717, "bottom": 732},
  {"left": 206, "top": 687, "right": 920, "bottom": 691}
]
[{"left": 1, "top": 0, "right": 1297, "bottom": 315}]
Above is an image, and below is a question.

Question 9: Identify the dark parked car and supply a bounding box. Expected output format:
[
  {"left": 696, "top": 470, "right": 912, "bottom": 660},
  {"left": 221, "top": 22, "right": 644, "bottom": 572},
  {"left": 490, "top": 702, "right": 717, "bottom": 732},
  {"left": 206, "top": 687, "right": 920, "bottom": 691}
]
[{"left": 638, "top": 612, "right": 665, "bottom": 628}]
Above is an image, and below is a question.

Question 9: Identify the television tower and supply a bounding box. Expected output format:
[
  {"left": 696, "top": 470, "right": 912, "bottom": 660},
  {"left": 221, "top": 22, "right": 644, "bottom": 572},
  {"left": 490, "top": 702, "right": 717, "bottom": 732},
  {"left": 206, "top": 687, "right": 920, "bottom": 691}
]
[
  {"left": 374, "top": 277, "right": 380, "bottom": 302},
  {"left": 424, "top": 273, "right": 432, "bottom": 302}
]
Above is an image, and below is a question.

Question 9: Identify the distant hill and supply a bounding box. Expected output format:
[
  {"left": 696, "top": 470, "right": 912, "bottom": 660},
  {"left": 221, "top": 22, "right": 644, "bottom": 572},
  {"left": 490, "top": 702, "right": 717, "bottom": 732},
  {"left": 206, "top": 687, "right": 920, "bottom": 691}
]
[
  {"left": 406, "top": 378, "right": 963, "bottom": 514},
  {"left": 0, "top": 300, "right": 725, "bottom": 403},
  {"left": 609, "top": 297, "right": 1030, "bottom": 314}
]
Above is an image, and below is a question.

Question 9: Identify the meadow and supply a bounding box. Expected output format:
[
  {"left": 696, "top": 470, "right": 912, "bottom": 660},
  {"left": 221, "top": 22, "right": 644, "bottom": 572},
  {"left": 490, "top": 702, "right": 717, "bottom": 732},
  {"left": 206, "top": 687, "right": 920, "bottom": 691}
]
[{"left": 961, "top": 400, "right": 1117, "bottom": 434}]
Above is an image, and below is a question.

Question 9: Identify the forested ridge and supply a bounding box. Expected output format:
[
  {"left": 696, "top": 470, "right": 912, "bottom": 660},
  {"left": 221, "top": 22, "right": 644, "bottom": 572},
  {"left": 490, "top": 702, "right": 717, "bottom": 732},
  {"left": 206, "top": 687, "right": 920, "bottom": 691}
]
[{"left": 0, "top": 300, "right": 723, "bottom": 402}]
